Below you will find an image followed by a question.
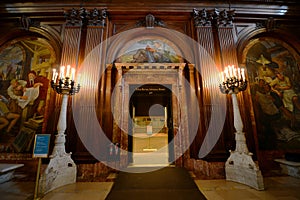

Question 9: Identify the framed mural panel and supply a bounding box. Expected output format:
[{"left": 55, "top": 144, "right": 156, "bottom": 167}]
[
  {"left": 115, "top": 39, "right": 183, "bottom": 63},
  {"left": 245, "top": 37, "right": 300, "bottom": 150},
  {"left": 0, "top": 37, "right": 55, "bottom": 153}
]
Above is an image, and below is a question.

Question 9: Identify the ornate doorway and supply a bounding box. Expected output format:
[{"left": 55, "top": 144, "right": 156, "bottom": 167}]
[
  {"left": 112, "top": 63, "right": 190, "bottom": 168},
  {"left": 129, "top": 84, "right": 172, "bottom": 166}
]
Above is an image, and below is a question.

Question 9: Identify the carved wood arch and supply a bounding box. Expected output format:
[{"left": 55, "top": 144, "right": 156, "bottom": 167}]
[{"left": 237, "top": 26, "right": 300, "bottom": 65}]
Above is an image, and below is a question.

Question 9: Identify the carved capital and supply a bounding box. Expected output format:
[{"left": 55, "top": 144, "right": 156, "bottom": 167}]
[
  {"left": 88, "top": 8, "right": 107, "bottom": 26},
  {"left": 218, "top": 9, "right": 235, "bottom": 27},
  {"left": 64, "top": 8, "right": 107, "bottom": 27},
  {"left": 193, "top": 8, "right": 234, "bottom": 28},
  {"left": 64, "top": 8, "right": 81, "bottom": 26},
  {"left": 193, "top": 8, "right": 212, "bottom": 27}
]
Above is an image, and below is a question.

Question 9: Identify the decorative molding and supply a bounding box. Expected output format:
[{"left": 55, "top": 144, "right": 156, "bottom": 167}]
[
  {"left": 64, "top": 8, "right": 81, "bottom": 26},
  {"left": 146, "top": 14, "right": 155, "bottom": 28},
  {"left": 265, "top": 17, "right": 276, "bottom": 31},
  {"left": 64, "top": 8, "right": 107, "bottom": 26},
  {"left": 193, "top": 8, "right": 235, "bottom": 28},
  {"left": 193, "top": 8, "right": 212, "bottom": 27},
  {"left": 255, "top": 17, "right": 277, "bottom": 31},
  {"left": 255, "top": 22, "right": 264, "bottom": 29},
  {"left": 88, "top": 8, "right": 107, "bottom": 26},
  {"left": 19, "top": 15, "right": 40, "bottom": 30},
  {"left": 135, "top": 14, "right": 166, "bottom": 28},
  {"left": 211, "top": 9, "right": 220, "bottom": 28},
  {"left": 219, "top": 9, "right": 235, "bottom": 27}
]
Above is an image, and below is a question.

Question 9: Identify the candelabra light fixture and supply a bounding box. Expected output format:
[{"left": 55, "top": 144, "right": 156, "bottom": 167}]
[
  {"left": 49, "top": 64, "right": 80, "bottom": 157},
  {"left": 51, "top": 65, "right": 80, "bottom": 95},
  {"left": 219, "top": 65, "right": 264, "bottom": 190},
  {"left": 219, "top": 65, "right": 247, "bottom": 94},
  {"left": 39, "top": 65, "right": 80, "bottom": 195}
]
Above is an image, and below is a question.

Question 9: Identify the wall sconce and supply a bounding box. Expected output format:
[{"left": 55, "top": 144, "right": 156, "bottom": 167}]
[{"left": 219, "top": 65, "right": 264, "bottom": 190}]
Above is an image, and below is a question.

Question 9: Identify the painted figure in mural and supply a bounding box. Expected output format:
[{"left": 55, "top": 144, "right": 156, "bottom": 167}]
[
  {"left": 152, "top": 41, "right": 172, "bottom": 63},
  {"left": 7, "top": 79, "right": 28, "bottom": 113},
  {"left": 132, "top": 42, "right": 172, "bottom": 63},
  {"left": 132, "top": 45, "right": 156, "bottom": 63},
  {"left": 7, "top": 77, "right": 40, "bottom": 116},
  {"left": 254, "top": 80, "right": 285, "bottom": 148},
  {"left": 132, "top": 49, "right": 148, "bottom": 63},
  {"left": 255, "top": 81, "right": 281, "bottom": 121},
  {"left": 0, "top": 94, "right": 20, "bottom": 134},
  {"left": 26, "top": 70, "right": 49, "bottom": 117},
  {"left": 270, "top": 71, "right": 300, "bottom": 113},
  {"left": 256, "top": 79, "right": 294, "bottom": 123},
  {"left": 256, "top": 54, "right": 276, "bottom": 84},
  {"left": 145, "top": 45, "right": 156, "bottom": 63}
]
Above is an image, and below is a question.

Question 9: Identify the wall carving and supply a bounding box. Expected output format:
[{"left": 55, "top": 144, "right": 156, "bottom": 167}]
[
  {"left": 64, "top": 8, "right": 107, "bottom": 26},
  {"left": 135, "top": 14, "right": 166, "bottom": 28},
  {"left": 193, "top": 8, "right": 235, "bottom": 27}
]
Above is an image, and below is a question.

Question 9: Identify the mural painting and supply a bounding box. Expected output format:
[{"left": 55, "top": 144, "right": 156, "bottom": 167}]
[
  {"left": 0, "top": 38, "right": 54, "bottom": 153},
  {"left": 115, "top": 39, "right": 183, "bottom": 63},
  {"left": 245, "top": 38, "right": 300, "bottom": 150}
]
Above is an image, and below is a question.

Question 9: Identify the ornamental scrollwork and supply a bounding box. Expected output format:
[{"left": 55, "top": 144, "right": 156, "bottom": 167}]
[
  {"left": 136, "top": 14, "right": 166, "bottom": 28},
  {"left": 193, "top": 8, "right": 212, "bottom": 27}
]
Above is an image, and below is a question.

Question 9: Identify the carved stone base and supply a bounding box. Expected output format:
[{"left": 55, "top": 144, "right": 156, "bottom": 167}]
[
  {"left": 274, "top": 158, "right": 300, "bottom": 178},
  {"left": 225, "top": 151, "right": 264, "bottom": 190},
  {"left": 39, "top": 154, "right": 76, "bottom": 195}
]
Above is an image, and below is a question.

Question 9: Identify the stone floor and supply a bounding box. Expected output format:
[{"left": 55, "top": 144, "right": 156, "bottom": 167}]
[
  {"left": 0, "top": 175, "right": 300, "bottom": 199},
  {"left": 195, "top": 176, "right": 300, "bottom": 200}
]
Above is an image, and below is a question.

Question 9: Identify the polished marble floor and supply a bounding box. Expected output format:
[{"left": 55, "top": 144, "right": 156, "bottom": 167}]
[
  {"left": 0, "top": 175, "right": 300, "bottom": 200},
  {"left": 196, "top": 176, "right": 300, "bottom": 200}
]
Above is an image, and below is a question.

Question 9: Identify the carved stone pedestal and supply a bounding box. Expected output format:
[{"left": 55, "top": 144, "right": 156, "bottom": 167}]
[
  {"left": 225, "top": 93, "right": 264, "bottom": 190},
  {"left": 39, "top": 154, "right": 76, "bottom": 194},
  {"left": 38, "top": 94, "right": 77, "bottom": 195},
  {"left": 225, "top": 150, "right": 264, "bottom": 190}
]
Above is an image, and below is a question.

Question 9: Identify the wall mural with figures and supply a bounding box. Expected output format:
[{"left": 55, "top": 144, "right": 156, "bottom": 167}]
[
  {"left": 0, "top": 37, "right": 55, "bottom": 153},
  {"left": 115, "top": 39, "right": 183, "bottom": 63},
  {"left": 245, "top": 37, "right": 300, "bottom": 150}
]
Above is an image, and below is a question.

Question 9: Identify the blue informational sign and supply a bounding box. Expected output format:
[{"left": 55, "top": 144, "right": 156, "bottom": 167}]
[{"left": 33, "top": 134, "right": 51, "bottom": 158}]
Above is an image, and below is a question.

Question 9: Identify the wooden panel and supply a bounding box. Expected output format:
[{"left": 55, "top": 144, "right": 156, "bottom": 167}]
[{"left": 109, "top": 12, "right": 192, "bottom": 36}]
